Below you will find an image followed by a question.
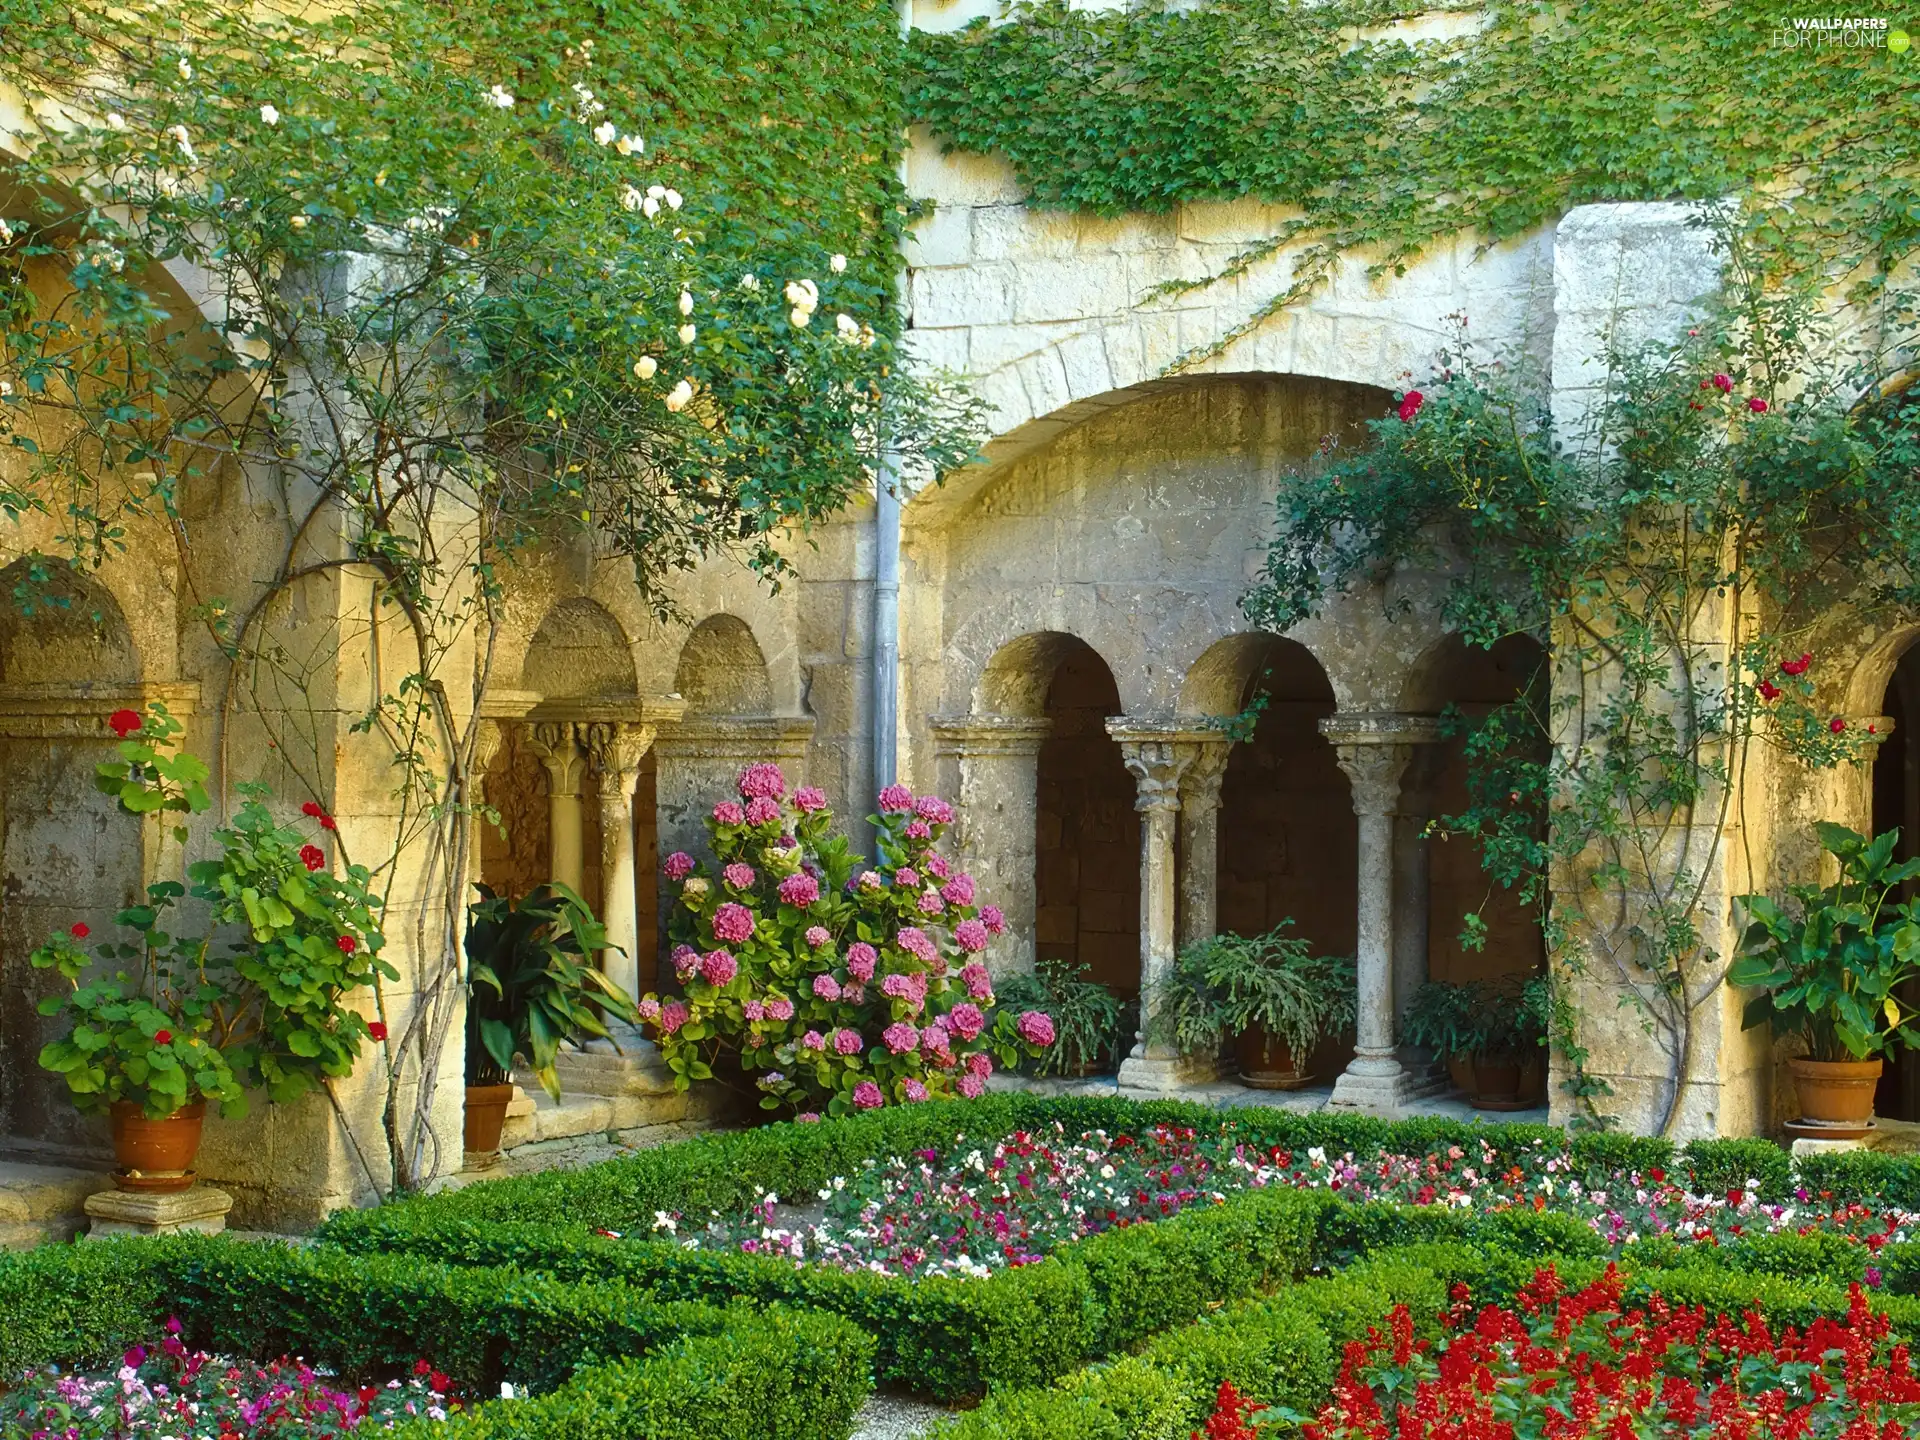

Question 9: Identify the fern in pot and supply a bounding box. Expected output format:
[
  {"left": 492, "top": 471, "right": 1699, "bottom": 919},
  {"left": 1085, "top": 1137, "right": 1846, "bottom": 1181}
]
[
  {"left": 994, "top": 959, "right": 1125, "bottom": 1077},
  {"left": 1151, "top": 922, "right": 1356, "bottom": 1089}
]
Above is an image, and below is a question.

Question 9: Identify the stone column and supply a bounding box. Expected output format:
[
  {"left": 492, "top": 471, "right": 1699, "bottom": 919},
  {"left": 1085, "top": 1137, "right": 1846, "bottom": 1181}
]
[
  {"left": 1321, "top": 713, "right": 1441, "bottom": 1113},
  {"left": 529, "top": 721, "right": 588, "bottom": 893},
  {"left": 930, "top": 716, "right": 1052, "bottom": 976},
  {"left": 583, "top": 721, "right": 659, "bottom": 1001},
  {"left": 1177, "top": 739, "right": 1233, "bottom": 948},
  {"left": 1107, "top": 723, "right": 1195, "bottom": 1092},
  {"left": 1393, "top": 744, "right": 1439, "bottom": 1059},
  {"left": 466, "top": 718, "right": 506, "bottom": 892}
]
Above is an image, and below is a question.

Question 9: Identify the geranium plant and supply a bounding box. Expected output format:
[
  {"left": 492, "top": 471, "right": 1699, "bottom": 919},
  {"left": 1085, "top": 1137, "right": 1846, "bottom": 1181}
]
[
  {"left": 640, "top": 765, "right": 1054, "bottom": 1115},
  {"left": 30, "top": 704, "right": 391, "bottom": 1118}
]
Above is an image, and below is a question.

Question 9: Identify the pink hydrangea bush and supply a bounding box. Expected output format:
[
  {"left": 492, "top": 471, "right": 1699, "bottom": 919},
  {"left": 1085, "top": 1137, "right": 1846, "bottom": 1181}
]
[{"left": 640, "top": 766, "right": 1052, "bottom": 1114}]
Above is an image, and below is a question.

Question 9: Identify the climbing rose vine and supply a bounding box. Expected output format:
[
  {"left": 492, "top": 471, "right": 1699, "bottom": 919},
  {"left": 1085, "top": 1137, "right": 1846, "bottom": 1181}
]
[{"left": 641, "top": 766, "right": 1052, "bottom": 1115}]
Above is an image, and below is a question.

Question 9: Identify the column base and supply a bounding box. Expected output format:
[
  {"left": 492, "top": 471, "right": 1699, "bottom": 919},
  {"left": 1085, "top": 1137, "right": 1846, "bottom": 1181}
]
[
  {"left": 552, "top": 1031, "right": 677, "bottom": 1097},
  {"left": 84, "top": 1185, "right": 232, "bottom": 1239},
  {"left": 1116, "top": 1051, "right": 1221, "bottom": 1095},
  {"left": 1327, "top": 1063, "right": 1443, "bottom": 1115}
]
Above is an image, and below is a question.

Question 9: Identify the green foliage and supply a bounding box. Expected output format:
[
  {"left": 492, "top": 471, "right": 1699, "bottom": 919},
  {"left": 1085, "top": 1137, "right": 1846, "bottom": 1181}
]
[
  {"left": 1682, "top": 1138, "right": 1793, "bottom": 1203},
  {"left": 1730, "top": 823, "right": 1920, "bottom": 1061},
  {"left": 1150, "top": 923, "right": 1354, "bottom": 1061},
  {"left": 466, "top": 883, "right": 639, "bottom": 1097},
  {"left": 1400, "top": 976, "right": 1547, "bottom": 1062},
  {"left": 995, "top": 961, "right": 1126, "bottom": 1077}
]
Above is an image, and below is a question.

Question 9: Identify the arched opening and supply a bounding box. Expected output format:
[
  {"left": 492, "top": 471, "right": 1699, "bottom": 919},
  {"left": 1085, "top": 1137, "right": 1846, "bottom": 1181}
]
[
  {"left": 1874, "top": 638, "right": 1920, "bottom": 1118},
  {"left": 675, "top": 614, "right": 773, "bottom": 716},
  {"left": 0, "top": 562, "right": 142, "bottom": 1156}
]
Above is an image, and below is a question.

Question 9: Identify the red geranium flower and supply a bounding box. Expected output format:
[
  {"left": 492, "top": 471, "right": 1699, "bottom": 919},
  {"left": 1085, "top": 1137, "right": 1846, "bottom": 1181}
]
[
  {"left": 107, "top": 709, "right": 143, "bottom": 738},
  {"left": 299, "top": 844, "right": 326, "bottom": 872},
  {"left": 154, "top": 1029, "right": 173, "bottom": 1045},
  {"left": 69, "top": 922, "right": 90, "bottom": 939},
  {"left": 1397, "top": 389, "right": 1425, "bottom": 422},
  {"left": 319, "top": 814, "right": 337, "bottom": 831},
  {"left": 336, "top": 935, "right": 357, "bottom": 954},
  {"left": 368, "top": 1021, "right": 388, "bottom": 1042}
]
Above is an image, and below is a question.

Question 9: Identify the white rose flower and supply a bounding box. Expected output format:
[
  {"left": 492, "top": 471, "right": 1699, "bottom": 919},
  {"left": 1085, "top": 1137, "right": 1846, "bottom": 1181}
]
[
  {"left": 789, "top": 307, "right": 812, "bottom": 328},
  {"left": 259, "top": 104, "right": 279, "bottom": 125},
  {"left": 739, "top": 272, "right": 760, "bottom": 292},
  {"left": 166, "top": 125, "right": 195, "bottom": 162},
  {"left": 830, "top": 253, "right": 847, "bottom": 273},
  {"left": 177, "top": 57, "right": 193, "bottom": 80},
  {"left": 633, "top": 355, "right": 658, "bottom": 380},
  {"left": 678, "top": 289, "right": 693, "bottom": 316},
  {"left": 664, "top": 379, "right": 695, "bottom": 412},
  {"left": 647, "top": 184, "right": 666, "bottom": 199},
  {"left": 835, "top": 312, "right": 859, "bottom": 343},
  {"left": 0, "top": 219, "right": 12, "bottom": 244},
  {"left": 784, "top": 278, "right": 819, "bottom": 310},
  {"left": 620, "top": 185, "right": 642, "bottom": 211},
  {"left": 615, "top": 134, "right": 641, "bottom": 156},
  {"left": 0, "top": 380, "right": 12, "bottom": 397},
  {"left": 677, "top": 323, "right": 696, "bottom": 345},
  {"left": 592, "top": 121, "right": 617, "bottom": 146},
  {"left": 487, "top": 84, "right": 515, "bottom": 109},
  {"left": 289, "top": 215, "right": 309, "bottom": 229},
  {"left": 664, "top": 188, "right": 683, "bottom": 210},
  {"left": 641, "top": 195, "right": 661, "bottom": 218}
]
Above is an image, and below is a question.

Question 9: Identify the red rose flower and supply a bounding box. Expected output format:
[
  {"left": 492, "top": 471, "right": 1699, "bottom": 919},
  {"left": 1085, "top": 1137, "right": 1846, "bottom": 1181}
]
[
  {"left": 1711, "top": 372, "right": 1733, "bottom": 392},
  {"left": 1747, "top": 396, "right": 1768, "bottom": 413},
  {"left": 1781, "top": 652, "right": 1812, "bottom": 676},
  {"left": 319, "top": 814, "right": 337, "bottom": 831},
  {"left": 1757, "top": 679, "right": 1781, "bottom": 701},
  {"left": 1831, "top": 716, "right": 1848, "bottom": 734},
  {"left": 107, "top": 709, "right": 142, "bottom": 738},
  {"left": 336, "top": 935, "right": 357, "bottom": 954},
  {"left": 69, "top": 922, "right": 90, "bottom": 939},
  {"left": 368, "top": 1021, "right": 388, "bottom": 1041},
  {"left": 154, "top": 1029, "right": 173, "bottom": 1045},
  {"left": 1397, "top": 389, "right": 1424, "bottom": 422},
  {"left": 299, "top": 844, "right": 326, "bottom": 872},
  {"left": 301, "top": 801, "right": 324, "bottom": 818}
]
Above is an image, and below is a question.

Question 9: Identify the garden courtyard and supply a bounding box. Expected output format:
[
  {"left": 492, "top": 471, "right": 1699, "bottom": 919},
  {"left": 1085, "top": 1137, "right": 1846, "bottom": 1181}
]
[{"left": 5, "top": 0, "right": 1920, "bottom": 1434}]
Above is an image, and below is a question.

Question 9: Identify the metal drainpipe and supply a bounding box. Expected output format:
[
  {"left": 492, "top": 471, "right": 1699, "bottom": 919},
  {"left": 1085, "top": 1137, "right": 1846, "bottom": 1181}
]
[{"left": 871, "top": 0, "right": 912, "bottom": 793}]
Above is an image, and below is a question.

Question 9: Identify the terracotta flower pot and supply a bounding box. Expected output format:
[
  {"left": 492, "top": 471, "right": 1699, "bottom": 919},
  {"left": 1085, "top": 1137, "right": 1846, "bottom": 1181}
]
[
  {"left": 1790, "top": 1057, "right": 1882, "bottom": 1128},
  {"left": 109, "top": 1100, "right": 205, "bottom": 1193},
  {"left": 1469, "top": 1055, "right": 1526, "bottom": 1111},
  {"left": 1236, "top": 1026, "right": 1312, "bottom": 1090},
  {"left": 464, "top": 1082, "right": 516, "bottom": 1154}
]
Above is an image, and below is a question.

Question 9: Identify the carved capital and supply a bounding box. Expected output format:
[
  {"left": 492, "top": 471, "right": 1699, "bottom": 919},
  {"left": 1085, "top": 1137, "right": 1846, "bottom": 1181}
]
[
  {"left": 583, "top": 720, "right": 658, "bottom": 792},
  {"left": 1109, "top": 735, "right": 1193, "bottom": 815},
  {"left": 1332, "top": 743, "right": 1413, "bottom": 819},
  {"left": 528, "top": 721, "right": 589, "bottom": 797},
  {"left": 1176, "top": 738, "right": 1233, "bottom": 812}
]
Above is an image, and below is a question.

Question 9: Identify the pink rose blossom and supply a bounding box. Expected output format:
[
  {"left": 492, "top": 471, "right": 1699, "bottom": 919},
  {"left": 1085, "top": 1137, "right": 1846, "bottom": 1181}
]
[
  {"left": 959, "top": 962, "right": 993, "bottom": 999},
  {"left": 1015, "top": 1011, "right": 1056, "bottom": 1047},
  {"left": 846, "top": 943, "right": 877, "bottom": 982},
  {"left": 947, "top": 1003, "right": 985, "bottom": 1041},
  {"left": 723, "top": 862, "right": 756, "bottom": 890},
  {"left": 926, "top": 853, "right": 951, "bottom": 880},
  {"left": 832, "top": 1028, "right": 864, "bottom": 1056},
  {"left": 965, "top": 1049, "right": 992, "bottom": 1078},
  {"left": 793, "top": 786, "right": 828, "bottom": 813},
  {"left": 882, "top": 1022, "right": 919, "bottom": 1054},
  {"left": 712, "top": 902, "right": 756, "bottom": 944},
  {"left": 914, "top": 795, "right": 954, "bottom": 825},
  {"left": 736, "top": 762, "right": 787, "bottom": 800},
  {"left": 916, "top": 889, "right": 945, "bottom": 916},
  {"left": 800, "top": 1030, "right": 825, "bottom": 1051},
  {"left": 779, "top": 872, "right": 821, "bottom": 907},
  {"left": 980, "top": 905, "right": 1007, "bottom": 935},
  {"left": 701, "top": 949, "right": 739, "bottom": 987},
  {"left": 942, "top": 873, "right": 976, "bottom": 907},
  {"left": 745, "top": 796, "right": 782, "bottom": 825},
  {"left": 905, "top": 820, "right": 932, "bottom": 841},
  {"left": 953, "top": 919, "right": 989, "bottom": 953},
  {"left": 663, "top": 851, "right": 695, "bottom": 881},
  {"left": 901, "top": 1078, "right": 930, "bottom": 1102},
  {"left": 659, "top": 1001, "right": 690, "bottom": 1035},
  {"left": 877, "top": 783, "right": 914, "bottom": 813},
  {"left": 712, "top": 800, "right": 746, "bottom": 825},
  {"left": 637, "top": 997, "right": 663, "bottom": 1023},
  {"left": 852, "top": 1080, "right": 885, "bottom": 1109},
  {"left": 766, "top": 995, "right": 795, "bottom": 1021},
  {"left": 672, "top": 944, "right": 701, "bottom": 982},
  {"left": 957, "top": 1074, "right": 984, "bottom": 1099},
  {"left": 896, "top": 927, "right": 938, "bottom": 965},
  {"left": 812, "top": 973, "right": 842, "bottom": 1002},
  {"left": 805, "top": 925, "right": 832, "bottom": 948}
]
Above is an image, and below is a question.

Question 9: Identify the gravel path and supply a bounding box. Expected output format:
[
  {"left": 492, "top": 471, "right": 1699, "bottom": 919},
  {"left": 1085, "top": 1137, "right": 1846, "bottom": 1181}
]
[{"left": 850, "top": 1392, "right": 952, "bottom": 1440}]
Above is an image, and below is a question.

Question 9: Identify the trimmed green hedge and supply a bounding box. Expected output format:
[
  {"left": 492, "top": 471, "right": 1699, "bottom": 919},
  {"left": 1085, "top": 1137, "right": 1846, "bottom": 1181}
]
[{"left": 0, "top": 1237, "right": 872, "bottom": 1440}]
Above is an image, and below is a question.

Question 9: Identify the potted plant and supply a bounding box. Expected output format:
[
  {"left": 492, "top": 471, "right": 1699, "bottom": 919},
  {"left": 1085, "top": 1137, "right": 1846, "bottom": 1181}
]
[
  {"left": 1402, "top": 974, "right": 1549, "bottom": 1109},
  {"left": 31, "top": 704, "right": 391, "bottom": 1189},
  {"left": 1150, "top": 922, "right": 1356, "bottom": 1089},
  {"left": 994, "top": 960, "right": 1124, "bottom": 1077},
  {"left": 463, "top": 880, "right": 641, "bottom": 1154},
  {"left": 1730, "top": 822, "right": 1920, "bottom": 1132}
]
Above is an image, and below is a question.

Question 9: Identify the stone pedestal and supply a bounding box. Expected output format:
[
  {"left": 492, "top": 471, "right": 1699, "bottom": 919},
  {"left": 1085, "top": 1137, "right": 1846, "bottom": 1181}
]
[
  {"left": 554, "top": 1030, "right": 678, "bottom": 1096},
  {"left": 84, "top": 1184, "right": 232, "bottom": 1239}
]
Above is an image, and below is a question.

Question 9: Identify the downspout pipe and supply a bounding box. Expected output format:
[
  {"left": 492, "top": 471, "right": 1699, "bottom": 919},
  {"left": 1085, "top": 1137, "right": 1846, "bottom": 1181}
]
[{"left": 871, "top": 0, "right": 912, "bottom": 793}]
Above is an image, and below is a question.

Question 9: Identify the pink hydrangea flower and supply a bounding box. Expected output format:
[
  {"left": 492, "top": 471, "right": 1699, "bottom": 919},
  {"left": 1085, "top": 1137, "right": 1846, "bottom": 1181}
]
[
  {"left": 638, "top": 997, "right": 663, "bottom": 1023},
  {"left": 965, "top": 1049, "right": 992, "bottom": 1078},
  {"left": 672, "top": 944, "right": 701, "bottom": 982},
  {"left": 905, "top": 820, "right": 932, "bottom": 841},
  {"left": 856, "top": 870, "right": 884, "bottom": 893},
  {"left": 701, "top": 949, "right": 739, "bottom": 987},
  {"left": 793, "top": 786, "right": 828, "bottom": 813},
  {"left": 916, "top": 890, "right": 945, "bottom": 916},
  {"left": 942, "top": 873, "right": 976, "bottom": 907},
  {"left": 832, "top": 1028, "right": 864, "bottom": 1056},
  {"left": 723, "top": 861, "right": 756, "bottom": 890},
  {"left": 846, "top": 943, "right": 877, "bottom": 982},
  {"left": 914, "top": 794, "right": 954, "bottom": 825},
  {"left": 953, "top": 919, "right": 988, "bottom": 953},
  {"left": 712, "top": 902, "right": 756, "bottom": 943},
  {"left": 957, "top": 1074, "right": 984, "bottom": 1099},
  {"left": 1015, "top": 1011, "right": 1055, "bottom": 1047},
  {"left": 812, "top": 973, "right": 842, "bottom": 1002},
  {"left": 896, "top": 927, "right": 938, "bottom": 965},
  {"left": 743, "top": 998, "right": 767, "bottom": 1021},
  {"left": 877, "top": 783, "right": 914, "bottom": 813},
  {"left": 800, "top": 1030, "right": 825, "bottom": 1051},
  {"left": 894, "top": 867, "right": 920, "bottom": 889},
  {"left": 805, "top": 925, "right": 832, "bottom": 949},
  {"left": 901, "top": 1079, "right": 930, "bottom": 1102},
  {"left": 660, "top": 1001, "right": 690, "bottom": 1035},
  {"left": 882, "top": 972, "right": 912, "bottom": 1000},
  {"left": 959, "top": 962, "right": 993, "bottom": 999},
  {"left": 852, "top": 1080, "right": 885, "bottom": 1109},
  {"left": 766, "top": 995, "right": 794, "bottom": 1021},
  {"left": 796, "top": 1112, "right": 822, "bottom": 1123},
  {"left": 947, "top": 1002, "right": 985, "bottom": 1041},
  {"left": 779, "top": 872, "right": 821, "bottom": 907},
  {"left": 713, "top": 800, "right": 746, "bottom": 825},
  {"left": 663, "top": 851, "right": 695, "bottom": 881},
  {"left": 980, "top": 905, "right": 1007, "bottom": 936},
  {"left": 921, "top": 1023, "right": 951, "bottom": 1055},
  {"left": 737, "top": 762, "right": 787, "bottom": 800},
  {"left": 745, "top": 796, "right": 781, "bottom": 825},
  {"left": 926, "top": 853, "right": 951, "bottom": 880},
  {"left": 882, "top": 1022, "right": 919, "bottom": 1054},
  {"left": 841, "top": 982, "right": 865, "bottom": 1005}
]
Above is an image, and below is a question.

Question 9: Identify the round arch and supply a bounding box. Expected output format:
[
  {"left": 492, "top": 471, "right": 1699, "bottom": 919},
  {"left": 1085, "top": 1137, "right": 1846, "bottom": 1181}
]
[
  {"left": 519, "top": 596, "right": 637, "bottom": 700},
  {"left": 675, "top": 614, "right": 774, "bottom": 716}
]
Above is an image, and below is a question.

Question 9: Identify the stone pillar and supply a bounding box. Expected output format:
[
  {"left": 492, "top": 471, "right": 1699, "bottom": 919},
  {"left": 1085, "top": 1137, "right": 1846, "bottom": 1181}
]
[
  {"left": 1393, "top": 744, "right": 1440, "bottom": 1061},
  {"left": 1322, "top": 713, "right": 1441, "bottom": 1113},
  {"left": 930, "top": 715, "right": 1052, "bottom": 976},
  {"left": 467, "top": 718, "right": 507, "bottom": 892},
  {"left": 583, "top": 721, "right": 659, "bottom": 1000},
  {"left": 1177, "top": 739, "right": 1232, "bottom": 948},
  {"left": 529, "top": 721, "right": 588, "bottom": 893},
  {"left": 1108, "top": 723, "right": 1196, "bottom": 1092}
]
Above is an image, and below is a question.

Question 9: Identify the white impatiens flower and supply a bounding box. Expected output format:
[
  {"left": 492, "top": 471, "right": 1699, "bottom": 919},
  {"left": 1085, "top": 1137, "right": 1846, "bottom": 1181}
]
[
  {"left": 165, "top": 125, "right": 195, "bottom": 162},
  {"left": 177, "top": 57, "right": 192, "bottom": 80},
  {"left": 677, "top": 323, "right": 696, "bottom": 345},
  {"left": 105, "top": 113, "right": 126, "bottom": 130},
  {"left": 259, "top": 104, "right": 280, "bottom": 126},
  {"left": 633, "top": 355, "right": 658, "bottom": 380},
  {"left": 487, "top": 84, "right": 515, "bottom": 110},
  {"left": 592, "top": 121, "right": 616, "bottom": 146},
  {"left": 664, "top": 379, "right": 694, "bottom": 411},
  {"left": 739, "top": 272, "right": 760, "bottom": 292},
  {"left": 830, "top": 253, "right": 848, "bottom": 273},
  {"left": 621, "top": 185, "right": 643, "bottom": 211},
  {"left": 677, "top": 289, "right": 693, "bottom": 316}
]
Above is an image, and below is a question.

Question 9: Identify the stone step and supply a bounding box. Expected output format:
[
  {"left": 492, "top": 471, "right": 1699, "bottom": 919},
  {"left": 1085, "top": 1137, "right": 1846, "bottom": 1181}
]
[
  {"left": 0, "top": 1159, "right": 115, "bottom": 1249},
  {"left": 500, "top": 1083, "right": 705, "bottom": 1149}
]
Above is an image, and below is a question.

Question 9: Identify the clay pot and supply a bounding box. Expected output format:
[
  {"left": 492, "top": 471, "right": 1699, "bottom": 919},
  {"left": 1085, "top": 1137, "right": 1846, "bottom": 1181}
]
[
  {"left": 464, "top": 1082, "right": 516, "bottom": 1155},
  {"left": 1790, "top": 1057, "right": 1883, "bottom": 1128},
  {"left": 1469, "top": 1056, "right": 1525, "bottom": 1111},
  {"left": 109, "top": 1100, "right": 205, "bottom": 1193},
  {"left": 1236, "top": 1026, "right": 1312, "bottom": 1090}
]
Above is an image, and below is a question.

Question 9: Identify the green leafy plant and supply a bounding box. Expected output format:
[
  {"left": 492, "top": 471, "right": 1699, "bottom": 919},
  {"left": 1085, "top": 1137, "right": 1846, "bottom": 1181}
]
[
  {"left": 30, "top": 703, "right": 391, "bottom": 1118},
  {"left": 464, "top": 882, "right": 640, "bottom": 1100},
  {"left": 995, "top": 960, "right": 1125, "bottom": 1077},
  {"left": 1730, "top": 823, "right": 1920, "bottom": 1063},
  {"left": 1401, "top": 976, "right": 1549, "bottom": 1065},
  {"left": 1150, "top": 923, "right": 1355, "bottom": 1062}
]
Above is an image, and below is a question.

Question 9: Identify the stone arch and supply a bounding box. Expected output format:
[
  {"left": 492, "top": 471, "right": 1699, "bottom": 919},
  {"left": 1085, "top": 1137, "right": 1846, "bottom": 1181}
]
[
  {"left": 0, "top": 560, "right": 139, "bottom": 684},
  {"left": 520, "top": 597, "right": 637, "bottom": 700},
  {"left": 1177, "top": 631, "right": 1334, "bottom": 717},
  {"left": 675, "top": 614, "right": 774, "bottom": 716},
  {"left": 976, "top": 630, "right": 1104, "bottom": 718}
]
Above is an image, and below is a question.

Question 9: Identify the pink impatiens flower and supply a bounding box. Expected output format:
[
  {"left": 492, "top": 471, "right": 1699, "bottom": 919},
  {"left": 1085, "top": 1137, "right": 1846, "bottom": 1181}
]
[
  {"left": 805, "top": 925, "right": 832, "bottom": 948},
  {"left": 877, "top": 783, "right": 913, "bottom": 813},
  {"left": 663, "top": 851, "right": 695, "bottom": 881},
  {"left": 882, "top": 1022, "right": 920, "bottom": 1054},
  {"left": 792, "top": 785, "right": 828, "bottom": 813},
  {"left": 723, "top": 862, "right": 756, "bottom": 890},
  {"left": 852, "top": 1080, "right": 885, "bottom": 1109},
  {"left": 712, "top": 902, "right": 756, "bottom": 943},
  {"left": 736, "top": 762, "right": 787, "bottom": 800},
  {"left": 713, "top": 800, "right": 746, "bottom": 826},
  {"left": 953, "top": 919, "right": 989, "bottom": 953},
  {"left": 778, "top": 872, "right": 821, "bottom": 907},
  {"left": 846, "top": 943, "right": 877, "bottom": 982},
  {"left": 947, "top": 1002, "right": 985, "bottom": 1041},
  {"left": 701, "top": 949, "right": 739, "bottom": 986}
]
